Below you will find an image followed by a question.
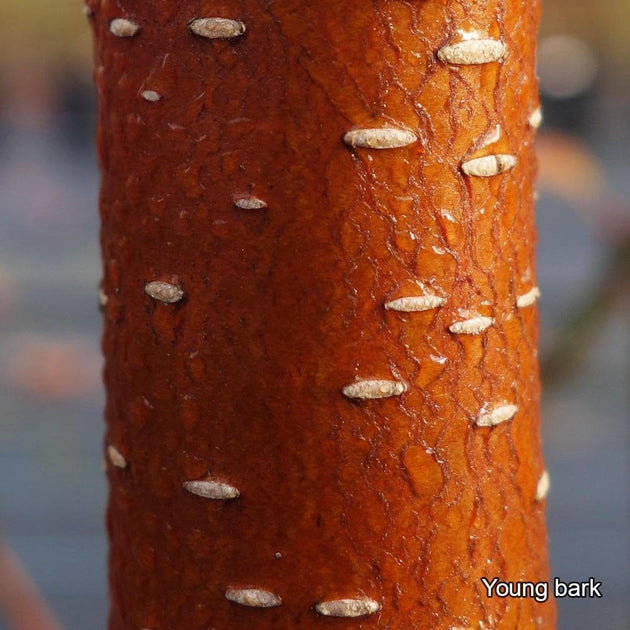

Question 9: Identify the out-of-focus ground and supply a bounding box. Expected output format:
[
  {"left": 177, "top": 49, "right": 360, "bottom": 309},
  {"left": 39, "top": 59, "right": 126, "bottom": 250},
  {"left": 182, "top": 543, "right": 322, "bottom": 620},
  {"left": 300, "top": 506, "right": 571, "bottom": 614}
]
[{"left": 0, "top": 2, "right": 628, "bottom": 629}]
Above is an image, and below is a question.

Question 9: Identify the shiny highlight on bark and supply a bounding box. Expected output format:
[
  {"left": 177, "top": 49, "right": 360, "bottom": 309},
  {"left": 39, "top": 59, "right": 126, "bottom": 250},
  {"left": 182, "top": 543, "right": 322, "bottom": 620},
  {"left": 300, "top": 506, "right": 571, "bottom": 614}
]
[{"left": 480, "top": 125, "right": 502, "bottom": 148}]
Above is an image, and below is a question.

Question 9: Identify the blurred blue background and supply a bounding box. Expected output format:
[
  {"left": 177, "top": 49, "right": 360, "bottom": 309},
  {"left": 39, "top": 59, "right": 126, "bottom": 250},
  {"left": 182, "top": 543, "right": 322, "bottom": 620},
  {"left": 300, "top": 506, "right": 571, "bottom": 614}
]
[{"left": 0, "top": 1, "right": 627, "bottom": 628}]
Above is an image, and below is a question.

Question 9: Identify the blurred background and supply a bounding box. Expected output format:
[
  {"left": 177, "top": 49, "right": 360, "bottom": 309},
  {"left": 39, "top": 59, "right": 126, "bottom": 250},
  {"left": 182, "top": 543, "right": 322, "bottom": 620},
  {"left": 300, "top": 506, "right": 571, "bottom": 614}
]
[{"left": 0, "top": 1, "right": 627, "bottom": 629}]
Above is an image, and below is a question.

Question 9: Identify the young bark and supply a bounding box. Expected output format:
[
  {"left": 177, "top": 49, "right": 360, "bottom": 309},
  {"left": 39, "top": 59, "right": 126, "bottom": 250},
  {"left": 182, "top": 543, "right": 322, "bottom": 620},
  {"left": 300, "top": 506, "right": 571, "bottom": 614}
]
[{"left": 91, "top": 1, "right": 554, "bottom": 628}]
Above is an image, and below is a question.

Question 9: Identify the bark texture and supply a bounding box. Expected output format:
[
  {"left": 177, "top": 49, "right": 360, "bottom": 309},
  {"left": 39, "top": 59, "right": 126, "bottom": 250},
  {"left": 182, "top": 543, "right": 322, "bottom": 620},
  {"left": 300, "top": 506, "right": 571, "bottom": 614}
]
[{"left": 92, "top": 1, "right": 554, "bottom": 628}]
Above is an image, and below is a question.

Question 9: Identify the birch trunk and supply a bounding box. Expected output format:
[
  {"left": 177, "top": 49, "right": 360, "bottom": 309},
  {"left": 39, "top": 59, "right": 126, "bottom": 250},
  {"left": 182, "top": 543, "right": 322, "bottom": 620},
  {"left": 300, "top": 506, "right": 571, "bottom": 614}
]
[{"left": 90, "top": 1, "right": 555, "bottom": 628}]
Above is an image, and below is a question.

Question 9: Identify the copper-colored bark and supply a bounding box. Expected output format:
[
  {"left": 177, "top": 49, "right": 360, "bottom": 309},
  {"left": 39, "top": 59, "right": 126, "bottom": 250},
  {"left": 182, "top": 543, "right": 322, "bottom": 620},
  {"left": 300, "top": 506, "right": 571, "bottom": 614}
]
[{"left": 91, "top": 1, "right": 554, "bottom": 628}]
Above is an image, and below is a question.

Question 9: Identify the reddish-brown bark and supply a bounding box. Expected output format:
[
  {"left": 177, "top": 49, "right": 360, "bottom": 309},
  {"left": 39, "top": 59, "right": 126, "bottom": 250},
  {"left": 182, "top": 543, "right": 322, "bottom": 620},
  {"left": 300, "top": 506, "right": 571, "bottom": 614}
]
[{"left": 91, "top": 1, "right": 554, "bottom": 628}]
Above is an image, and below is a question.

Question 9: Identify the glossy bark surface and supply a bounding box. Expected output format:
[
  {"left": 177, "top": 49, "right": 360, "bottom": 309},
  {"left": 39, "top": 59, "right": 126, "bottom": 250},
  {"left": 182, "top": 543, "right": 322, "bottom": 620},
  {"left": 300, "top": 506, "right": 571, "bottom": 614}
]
[{"left": 92, "top": 1, "right": 554, "bottom": 628}]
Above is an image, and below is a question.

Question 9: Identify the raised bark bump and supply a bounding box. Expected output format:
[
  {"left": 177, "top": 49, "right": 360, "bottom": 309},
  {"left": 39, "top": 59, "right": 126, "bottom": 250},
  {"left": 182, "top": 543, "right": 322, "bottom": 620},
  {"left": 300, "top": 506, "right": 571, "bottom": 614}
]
[
  {"left": 448, "top": 316, "right": 494, "bottom": 335},
  {"left": 182, "top": 479, "right": 240, "bottom": 500},
  {"left": 461, "top": 154, "right": 517, "bottom": 177},
  {"left": 98, "top": 288, "right": 108, "bottom": 311},
  {"left": 529, "top": 107, "right": 543, "bottom": 129},
  {"left": 384, "top": 295, "right": 447, "bottom": 312},
  {"left": 107, "top": 445, "right": 128, "bottom": 469},
  {"left": 517, "top": 286, "right": 541, "bottom": 308},
  {"left": 141, "top": 90, "right": 161, "bottom": 102},
  {"left": 437, "top": 38, "right": 507, "bottom": 65},
  {"left": 109, "top": 18, "right": 140, "bottom": 38},
  {"left": 476, "top": 404, "right": 519, "bottom": 427},
  {"left": 341, "top": 380, "right": 406, "bottom": 400},
  {"left": 536, "top": 470, "right": 550, "bottom": 501},
  {"left": 144, "top": 281, "right": 184, "bottom": 304},
  {"left": 343, "top": 128, "right": 418, "bottom": 149},
  {"left": 189, "top": 18, "right": 246, "bottom": 40},
  {"left": 234, "top": 196, "right": 268, "bottom": 210},
  {"left": 315, "top": 597, "right": 381, "bottom": 617},
  {"left": 224, "top": 588, "right": 282, "bottom": 608}
]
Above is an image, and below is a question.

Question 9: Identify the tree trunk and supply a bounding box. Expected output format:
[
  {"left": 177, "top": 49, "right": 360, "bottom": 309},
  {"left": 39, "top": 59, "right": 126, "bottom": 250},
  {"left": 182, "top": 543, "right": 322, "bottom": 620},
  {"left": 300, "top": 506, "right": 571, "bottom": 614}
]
[{"left": 91, "top": 1, "right": 554, "bottom": 628}]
